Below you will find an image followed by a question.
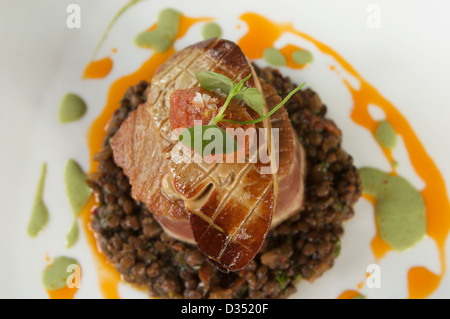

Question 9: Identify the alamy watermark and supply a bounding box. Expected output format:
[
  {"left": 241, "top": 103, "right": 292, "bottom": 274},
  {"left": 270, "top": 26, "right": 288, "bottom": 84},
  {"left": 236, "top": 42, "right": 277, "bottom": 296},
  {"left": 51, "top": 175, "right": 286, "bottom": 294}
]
[
  {"left": 66, "top": 4, "right": 81, "bottom": 29},
  {"left": 366, "top": 4, "right": 381, "bottom": 29},
  {"left": 66, "top": 263, "right": 81, "bottom": 289},
  {"left": 169, "top": 121, "right": 280, "bottom": 175},
  {"left": 366, "top": 263, "right": 381, "bottom": 289}
]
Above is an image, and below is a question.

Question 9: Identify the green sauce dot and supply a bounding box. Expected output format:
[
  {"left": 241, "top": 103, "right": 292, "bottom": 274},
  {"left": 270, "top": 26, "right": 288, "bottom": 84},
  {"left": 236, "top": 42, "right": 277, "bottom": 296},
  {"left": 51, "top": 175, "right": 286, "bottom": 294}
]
[
  {"left": 201, "top": 22, "right": 222, "bottom": 40},
  {"left": 359, "top": 167, "right": 426, "bottom": 251},
  {"left": 58, "top": 93, "right": 87, "bottom": 124},
  {"left": 263, "top": 48, "right": 287, "bottom": 67},
  {"left": 292, "top": 50, "right": 313, "bottom": 65},
  {"left": 134, "top": 8, "right": 181, "bottom": 53},
  {"left": 66, "top": 219, "right": 79, "bottom": 249},
  {"left": 375, "top": 120, "right": 397, "bottom": 149},
  {"left": 64, "top": 159, "right": 92, "bottom": 217},
  {"left": 42, "top": 256, "right": 79, "bottom": 291},
  {"left": 27, "top": 163, "right": 49, "bottom": 237},
  {"left": 352, "top": 294, "right": 367, "bottom": 299}
]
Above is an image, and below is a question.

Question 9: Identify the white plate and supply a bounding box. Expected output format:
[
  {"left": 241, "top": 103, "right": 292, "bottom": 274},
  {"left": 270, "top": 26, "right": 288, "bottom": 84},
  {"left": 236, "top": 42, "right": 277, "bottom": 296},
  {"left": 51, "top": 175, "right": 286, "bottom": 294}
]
[{"left": 1, "top": 0, "right": 450, "bottom": 298}]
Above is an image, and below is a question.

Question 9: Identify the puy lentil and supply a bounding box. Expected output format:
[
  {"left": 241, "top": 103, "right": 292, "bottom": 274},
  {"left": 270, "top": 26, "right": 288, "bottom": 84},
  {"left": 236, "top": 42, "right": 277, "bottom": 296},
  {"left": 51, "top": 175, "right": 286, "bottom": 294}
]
[{"left": 87, "top": 65, "right": 361, "bottom": 299}]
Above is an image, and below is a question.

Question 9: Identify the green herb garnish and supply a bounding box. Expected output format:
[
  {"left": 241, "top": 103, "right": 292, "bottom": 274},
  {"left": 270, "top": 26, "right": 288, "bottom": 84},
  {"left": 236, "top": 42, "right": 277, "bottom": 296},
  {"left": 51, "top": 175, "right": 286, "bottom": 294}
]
[
  {"left": 237, "top": 283, "right": 249, "bottom": 298},
  {"left": 276, "top": 270, "right": 289, "bottom": 289},
  {"left": 196, "top": 71, "right": 264, "bottom": 116},
  {"left": 220, "top": 82, "right": 305, "bottom": 125},
  {"left": 293, "top": 272, "right": 302, "bottom": 282},
  {"left": 333, "top": 239, "right": 341, "bottom": 258},
  {"left": 177, "top": 71, "right": 305, "bottom": 156}
]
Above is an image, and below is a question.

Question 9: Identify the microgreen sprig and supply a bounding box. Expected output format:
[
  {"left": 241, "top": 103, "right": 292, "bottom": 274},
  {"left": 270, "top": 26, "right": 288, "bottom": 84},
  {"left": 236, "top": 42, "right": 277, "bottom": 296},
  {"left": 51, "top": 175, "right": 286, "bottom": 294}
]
[
  {"left": 196, "top": 71, "right": 305, "bottom": 126},
  {"left": 220, "top": 82, "right": 305, "bottom": 125},
  {"left": 177, "top": 71, "right": 305, "bottom": 156},
  {"left": 208, "top": 73, "right": 251, "bottom": 126},
  {"left": 196, "top": 71, "right": 264, "bottom": 120}
]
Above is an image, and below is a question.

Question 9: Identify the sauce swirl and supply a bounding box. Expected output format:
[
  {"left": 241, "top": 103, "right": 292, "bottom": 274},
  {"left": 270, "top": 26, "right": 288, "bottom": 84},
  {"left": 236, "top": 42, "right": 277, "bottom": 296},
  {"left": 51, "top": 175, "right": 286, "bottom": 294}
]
[{"left": 81, "top": 10, "right": 450, "bottom": 299}]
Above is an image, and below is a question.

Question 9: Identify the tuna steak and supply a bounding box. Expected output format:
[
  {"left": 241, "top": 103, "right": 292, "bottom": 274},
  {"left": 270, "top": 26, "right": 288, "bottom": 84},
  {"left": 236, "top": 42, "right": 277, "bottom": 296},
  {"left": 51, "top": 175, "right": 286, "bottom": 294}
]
[
  {"left": 111, "top": 38, "right": 305, "bottom": 272},
  {"left": 146, "top": 38, "right": 277, "bottom": 272}
]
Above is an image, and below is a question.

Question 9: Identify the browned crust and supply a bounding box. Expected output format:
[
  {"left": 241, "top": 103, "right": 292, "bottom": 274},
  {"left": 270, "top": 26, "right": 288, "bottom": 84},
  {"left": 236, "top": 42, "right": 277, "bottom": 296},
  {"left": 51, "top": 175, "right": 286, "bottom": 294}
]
[
  {"left": 111, "top": 104, "right": 189, "bottom": 220},
  {"left": 146, "top": 39, "right": 278, "bottom": 271}
]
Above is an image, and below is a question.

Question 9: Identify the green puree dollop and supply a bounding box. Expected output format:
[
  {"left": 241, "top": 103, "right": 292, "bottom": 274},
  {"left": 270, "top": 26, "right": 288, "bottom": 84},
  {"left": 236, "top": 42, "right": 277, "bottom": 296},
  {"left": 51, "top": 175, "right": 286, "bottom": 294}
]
[
  {"left": 42, "top": 256, "right": 79, "bottom": 291},
  {"left": 66, "top": 219, "right": 79, "bottom": 249},
  {"left": 375, "top": 120, "right": 397, "bottom": 149},
  {"left": 263, "top": 48, "right": 286, "bottom": 67},
  {"left": 64, "top": 159, "right": 91, "bottom": 248},
  {"left": 27, "top": 163, "right": 49, "bottom": 237},
  {"left": 201, "top": 22, "right": 222, "bottom": 40},
  {"left": 134, "top": 8, "right": 181, "bottom": 52},
  {"left": 359, "top": 167, "right": 426, "bottom": 251},
  {"left": 58, "top": 93, "right": 87, "bottom": 124},
  {"left": 64, "top": 159, "right": 91, "bottom": 216},
  {"left": 292, "top": 50, "right": 313, "bottom": 65}
]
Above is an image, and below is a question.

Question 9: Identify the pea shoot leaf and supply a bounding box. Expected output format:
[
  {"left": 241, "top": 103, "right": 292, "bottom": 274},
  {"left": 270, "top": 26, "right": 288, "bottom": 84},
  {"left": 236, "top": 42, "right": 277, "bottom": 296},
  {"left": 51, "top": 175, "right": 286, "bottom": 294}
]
[
  {"left": 197, "top": 71, "right": 264, "bottom": 117},
  {"left": 196, "top": 71, "right": 233, "bottom": 95},
  {"left": 178, "top": 125, "right": 237, "bottom": 156},
  {"left": 234, "top": 87, "right": 264, "bottom": 116}
]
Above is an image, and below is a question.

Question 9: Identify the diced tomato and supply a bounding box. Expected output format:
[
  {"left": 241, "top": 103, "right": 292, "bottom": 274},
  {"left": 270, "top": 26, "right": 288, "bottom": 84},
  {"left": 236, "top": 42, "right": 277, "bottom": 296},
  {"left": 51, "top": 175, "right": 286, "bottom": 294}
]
[{"left": 169, "top": 88, "right": 216, "bottom": 131}]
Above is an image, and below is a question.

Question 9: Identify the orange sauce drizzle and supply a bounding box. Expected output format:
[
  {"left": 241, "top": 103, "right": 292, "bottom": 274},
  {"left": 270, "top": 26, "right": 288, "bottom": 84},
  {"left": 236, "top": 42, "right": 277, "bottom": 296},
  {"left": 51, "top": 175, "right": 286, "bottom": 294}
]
[
  {"left": 345, "top": 69, "right": 450, "bottom": 299},
  {"left": 81, "top": 11, "right": 449, "bottom": 299},
  {"left": 82, "top": 15, "right": 210, "bottom": 299},
  {"left": 47, "top": 286, "right": 79, "bottom": 299},
  {"left": 338, "top": 289, "right": 362, "bottom": 299},
  {"left": 237, "top": 12, "right": 450, "bottom": 299},
  {"left": 83, "top": 56, "right": 114, "bottom": 79}
]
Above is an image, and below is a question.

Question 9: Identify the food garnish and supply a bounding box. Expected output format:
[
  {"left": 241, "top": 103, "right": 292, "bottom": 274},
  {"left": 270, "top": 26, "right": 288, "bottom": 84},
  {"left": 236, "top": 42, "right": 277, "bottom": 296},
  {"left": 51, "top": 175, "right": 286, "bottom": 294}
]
[
  {"left": 291, "top": 50, "right": 313, "bottom": 65},
  {"left": 27, "top": 163, "right": 49, "bottom": 237},
  {"left": 134, "top": 8, "right": 181, "bottom": 52},
  {"left": 177, "top": 70, "right": 305, "bottom": 156},
  {"left": 58, "top": 93, "right": 87, "bottom": 124},
  {"left": 263, "top": 48, "right": 287, "bottom": 66},
  {"left": 201, "top": 22, "right": 222, "bottom": 40}
]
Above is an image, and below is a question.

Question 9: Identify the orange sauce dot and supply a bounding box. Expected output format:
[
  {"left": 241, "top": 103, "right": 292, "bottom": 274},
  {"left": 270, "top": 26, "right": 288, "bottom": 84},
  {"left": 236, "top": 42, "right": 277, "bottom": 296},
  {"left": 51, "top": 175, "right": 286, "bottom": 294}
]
[
  {"left": 338, "top": 290, "right": 362, "bottom": 299},
  {"left": 47, "top": 286, "right": 79, "bottom": 299},
  {"left": 83, "top": 57, "right": 113, "bottom": 79},
  {"left": 408, "top": 266, "right": 441, "bottom": 299}
]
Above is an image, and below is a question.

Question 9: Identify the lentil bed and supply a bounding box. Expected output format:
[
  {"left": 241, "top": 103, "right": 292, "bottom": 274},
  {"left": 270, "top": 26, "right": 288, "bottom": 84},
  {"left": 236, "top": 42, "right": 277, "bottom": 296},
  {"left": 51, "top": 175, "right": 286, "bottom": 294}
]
[{"left": 87, "top": 65, "right": 361, "bottom": 299}]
